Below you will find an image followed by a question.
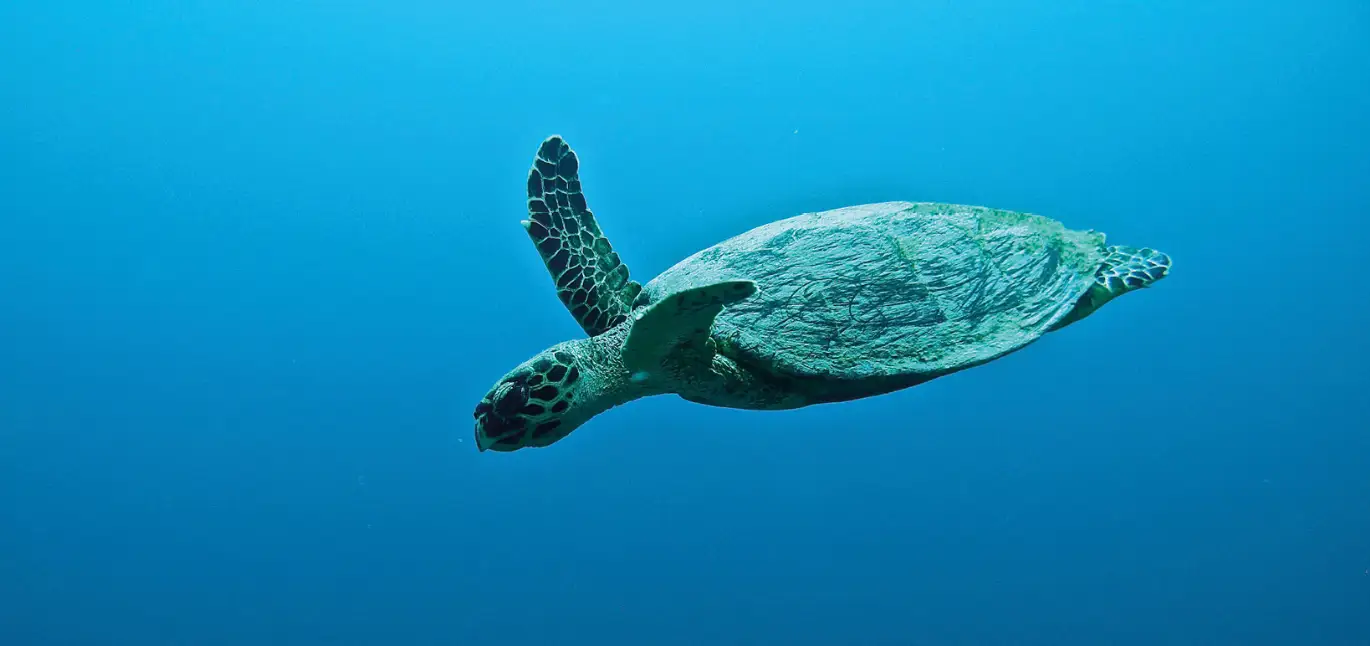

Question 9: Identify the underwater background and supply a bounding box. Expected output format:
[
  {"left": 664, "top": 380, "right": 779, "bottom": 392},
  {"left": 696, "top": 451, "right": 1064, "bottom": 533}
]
[{"left": 3, "top": 1, "right": 1368, "bottom": 644}]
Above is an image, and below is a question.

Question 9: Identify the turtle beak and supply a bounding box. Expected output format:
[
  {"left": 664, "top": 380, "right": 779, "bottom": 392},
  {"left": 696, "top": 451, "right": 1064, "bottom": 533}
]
[
  {"left": 473, "top": 401, "right": 493, "bottom": 452},
  {"left": 474, "top": 421, "right": 488, "bottom": 452},
  {"left": 473, "top": 416, "right": 499, "bottom": 452},
  {"left": 473, "top": 410, "right": 527, "bottom": 452}
]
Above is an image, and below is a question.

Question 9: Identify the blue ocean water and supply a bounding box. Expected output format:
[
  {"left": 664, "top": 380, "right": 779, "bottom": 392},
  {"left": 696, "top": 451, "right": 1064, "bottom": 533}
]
[{"left": 2, "top": 1, "right": 1368, "bottom": 644}]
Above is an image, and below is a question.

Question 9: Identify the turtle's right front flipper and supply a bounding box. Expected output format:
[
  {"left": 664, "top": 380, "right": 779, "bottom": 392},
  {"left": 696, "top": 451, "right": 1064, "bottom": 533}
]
[{"left": 523, "top": 135, "right": 643, "bottom": 337}]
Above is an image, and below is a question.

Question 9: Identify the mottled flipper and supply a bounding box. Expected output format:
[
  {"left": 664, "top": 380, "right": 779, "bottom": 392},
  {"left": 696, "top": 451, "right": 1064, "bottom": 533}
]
[
  {"left": 1052, "top": 245, "right": 1172, "bottom": 330},
  {"left": 523, "top": 136, "right": 642, "bottom": 336},
  {"left": 623, "top": 280, "right": 758, "bottom": 376},
  {"left": 1096, "top": 245, "right": 1171, "bottom": 294}
]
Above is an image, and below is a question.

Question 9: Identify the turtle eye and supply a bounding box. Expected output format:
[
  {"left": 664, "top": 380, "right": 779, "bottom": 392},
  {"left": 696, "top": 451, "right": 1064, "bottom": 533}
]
[
  {"left": 473, "top": 401, "right": 493, "bottom": 419},
  {"left": 492, "top": 381, "right": 529, "bottom": 418}
]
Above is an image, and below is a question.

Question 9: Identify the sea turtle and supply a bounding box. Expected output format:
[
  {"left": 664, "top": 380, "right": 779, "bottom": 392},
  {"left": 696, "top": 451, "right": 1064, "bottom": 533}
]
[{"left": 473, "top": 136, "right": 1171, "bottom": 452}]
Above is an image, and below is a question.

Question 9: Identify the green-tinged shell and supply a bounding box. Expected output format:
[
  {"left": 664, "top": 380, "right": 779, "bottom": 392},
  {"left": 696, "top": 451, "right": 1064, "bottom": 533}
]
[{"left": 640, "top": 201, "right": 1109, "bottom": 382}]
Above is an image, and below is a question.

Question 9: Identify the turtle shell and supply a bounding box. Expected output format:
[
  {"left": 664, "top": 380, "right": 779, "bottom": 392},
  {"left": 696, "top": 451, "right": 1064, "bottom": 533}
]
[{"left": 640, "top": 201, "right": 1108, "bottom": 384}]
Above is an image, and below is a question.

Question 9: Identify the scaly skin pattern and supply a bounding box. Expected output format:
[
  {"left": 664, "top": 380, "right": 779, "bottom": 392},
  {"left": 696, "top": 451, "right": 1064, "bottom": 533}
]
[
  {"left": 523, "top": 136, "right": 641, "bottom": 336},
  {"left": 474, "top": 324, "right": 642, "bottom": 452},
  {"left": 473, "top": 318, "right": 810, "bottom": 452},
  {"left": 1049, "top": 245, "right": 1172, "bottom": 331}
]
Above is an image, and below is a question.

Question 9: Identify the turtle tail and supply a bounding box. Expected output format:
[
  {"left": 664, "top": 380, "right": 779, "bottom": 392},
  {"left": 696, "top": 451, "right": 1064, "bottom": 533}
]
[{"left": 1050, "top": 245, "right": 1172, "bottom": 331}]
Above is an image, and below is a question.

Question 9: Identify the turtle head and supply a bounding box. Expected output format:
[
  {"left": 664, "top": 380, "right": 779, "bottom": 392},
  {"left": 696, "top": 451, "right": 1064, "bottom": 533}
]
[{"left": 473, "top": 346, "right": 588, "bottom": 452}]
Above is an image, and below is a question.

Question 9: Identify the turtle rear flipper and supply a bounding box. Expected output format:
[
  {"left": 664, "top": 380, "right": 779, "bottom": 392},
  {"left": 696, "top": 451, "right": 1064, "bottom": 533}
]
[
  {"left": 1097, "top": 246, "right": 1172, "bottom": 294},
  {"left": 523, "top": 135, "right": 643, "bottom": 336},
  {"left": 1051, "top": 245, "right": 1172, "bottom": 330}
]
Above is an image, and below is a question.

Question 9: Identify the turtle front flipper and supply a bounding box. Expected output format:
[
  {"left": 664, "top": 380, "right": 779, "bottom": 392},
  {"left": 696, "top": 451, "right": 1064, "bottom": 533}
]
[
  {"left": 523, "top": 135, "right": 643, "bottom": 337},
  {"left": 623, "top": 280, "right": 758, "bottom": 379}
]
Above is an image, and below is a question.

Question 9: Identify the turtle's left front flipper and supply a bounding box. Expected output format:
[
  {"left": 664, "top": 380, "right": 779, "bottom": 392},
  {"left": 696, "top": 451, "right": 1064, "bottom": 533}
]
[
  {"left": 623, "top": 280, "right": 757, "bottom": 379},
  {"left": 523, "top": 135, "right": 642, "bottom": 337}
]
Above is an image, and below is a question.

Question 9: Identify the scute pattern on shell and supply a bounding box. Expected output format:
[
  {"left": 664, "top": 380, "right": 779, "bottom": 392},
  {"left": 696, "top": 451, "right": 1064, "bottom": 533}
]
[{"left": 640, "top": 201, "right": 1108, "bottom": 382}]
